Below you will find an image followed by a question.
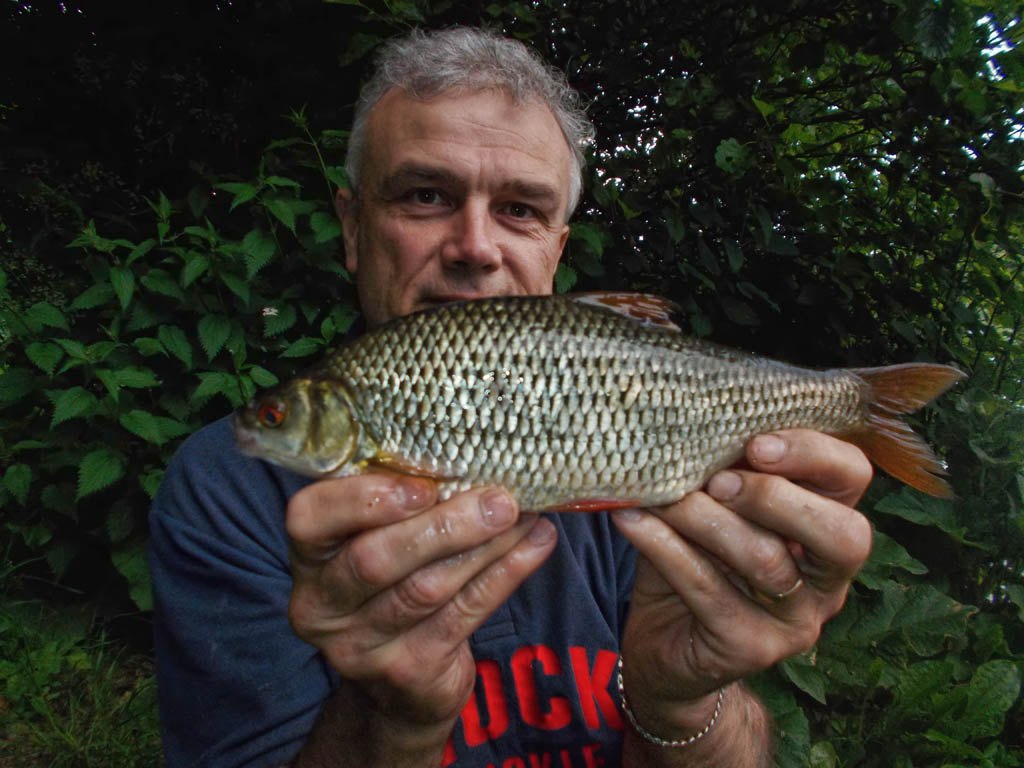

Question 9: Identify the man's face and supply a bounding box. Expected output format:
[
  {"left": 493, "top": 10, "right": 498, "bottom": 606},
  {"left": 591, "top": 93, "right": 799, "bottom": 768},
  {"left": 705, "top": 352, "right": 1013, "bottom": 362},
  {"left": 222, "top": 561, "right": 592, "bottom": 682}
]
[{"left": 337, "top": 87, "right": 574, "bottom": 327}]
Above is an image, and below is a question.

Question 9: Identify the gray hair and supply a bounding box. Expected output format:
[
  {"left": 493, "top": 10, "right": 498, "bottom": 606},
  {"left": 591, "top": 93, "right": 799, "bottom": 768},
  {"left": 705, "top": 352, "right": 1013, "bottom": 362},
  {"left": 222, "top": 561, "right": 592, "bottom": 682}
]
[{"left": 344, "top": 27, "right": 594, "bottom": 219}]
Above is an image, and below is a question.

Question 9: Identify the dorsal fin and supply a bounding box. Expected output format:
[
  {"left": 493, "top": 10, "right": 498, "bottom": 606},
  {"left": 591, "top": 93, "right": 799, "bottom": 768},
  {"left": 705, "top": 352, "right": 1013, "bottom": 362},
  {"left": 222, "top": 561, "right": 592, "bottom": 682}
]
[{"left": 569, "top": 292, "right": 683, "bottom": 331}]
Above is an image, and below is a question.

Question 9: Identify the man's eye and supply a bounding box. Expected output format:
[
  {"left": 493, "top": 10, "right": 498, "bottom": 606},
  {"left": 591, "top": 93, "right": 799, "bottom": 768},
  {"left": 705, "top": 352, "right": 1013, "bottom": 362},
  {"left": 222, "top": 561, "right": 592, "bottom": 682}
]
[
  {"left": 504, "top": 203, "right": 536, "bottom": 219},
  {"left": 412, "top": 189, "right": 445, "bottom": 205}
]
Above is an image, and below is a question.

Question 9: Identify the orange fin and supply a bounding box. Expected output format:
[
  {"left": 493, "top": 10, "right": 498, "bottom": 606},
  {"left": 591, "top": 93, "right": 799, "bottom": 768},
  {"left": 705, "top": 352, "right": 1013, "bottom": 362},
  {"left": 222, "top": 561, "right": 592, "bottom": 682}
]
[
  {"left": 544, "top": 498, "right": 643, "bottom": 513},
  {"left": 570, "top": 292, "right": 683, "bottom": 331},
  {"left": 367, "top": 453, "right": 452, "bottom": 480},
  {"left": 845, "top": 363, "right": 966, "bottom": 498}
]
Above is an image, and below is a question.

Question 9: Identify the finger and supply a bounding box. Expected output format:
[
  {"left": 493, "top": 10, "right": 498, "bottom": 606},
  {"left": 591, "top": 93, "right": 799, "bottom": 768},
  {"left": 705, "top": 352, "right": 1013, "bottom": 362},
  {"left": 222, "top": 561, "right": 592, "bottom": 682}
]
[
  {"left": 706, "top": 468, "right": 873, "bottom": 594},
  {"left": 320, "top": 487, "right": 522, "bottom": 609},
  {"left": 745, "top": 429, "right": 873, "bottom": 507},
  {"left": 657, "top": 492, "right": 803, "bottom": 600},
  {"left": 415, "top": 516, "right": 558, "bottom": 647},
  {"left": 332, "top": 517, "right": 558, "bottom": 681},
  {"left": 612, "top": 511, "right": 815, "bottom": 672},
  {"left": 288, "top": 474, "right": 437, "bottom": 566},
  {"left": 355, "top": 513, "right": 543, "bottom": 640}
]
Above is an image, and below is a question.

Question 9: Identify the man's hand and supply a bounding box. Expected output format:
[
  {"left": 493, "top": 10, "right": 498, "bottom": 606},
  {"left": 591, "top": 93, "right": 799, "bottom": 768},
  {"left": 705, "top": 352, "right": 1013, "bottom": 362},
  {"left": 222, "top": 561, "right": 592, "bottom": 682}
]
[
  {"left": 611, "top": 429, "right": 874, "bottom": 766},
  {"left": 287, "top": 474, "right": 557, "bottom": 766}
]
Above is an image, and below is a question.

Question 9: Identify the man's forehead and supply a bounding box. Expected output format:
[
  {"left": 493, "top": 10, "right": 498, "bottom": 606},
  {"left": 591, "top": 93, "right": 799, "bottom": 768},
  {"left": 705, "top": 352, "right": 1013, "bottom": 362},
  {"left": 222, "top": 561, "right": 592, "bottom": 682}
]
[
  {"left": 361, "top": 87, "right": 573, "bottom": 197},
  {"left": 366, "top": 86, "right": 568, "bottom": 154}
]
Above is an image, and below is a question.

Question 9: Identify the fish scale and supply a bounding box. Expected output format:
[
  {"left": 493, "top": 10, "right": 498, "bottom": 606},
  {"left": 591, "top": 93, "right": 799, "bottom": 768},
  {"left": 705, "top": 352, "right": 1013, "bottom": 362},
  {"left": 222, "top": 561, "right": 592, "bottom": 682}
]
[{"left": 235, "top": 293, "right": 965, "bottom": 507}]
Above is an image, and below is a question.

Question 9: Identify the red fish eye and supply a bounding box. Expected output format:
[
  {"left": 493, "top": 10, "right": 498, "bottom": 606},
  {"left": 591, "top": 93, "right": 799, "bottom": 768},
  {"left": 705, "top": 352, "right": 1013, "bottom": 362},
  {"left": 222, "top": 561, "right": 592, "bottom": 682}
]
[{"left": 257, "top": 402, "right": 286, "bottom": 428}]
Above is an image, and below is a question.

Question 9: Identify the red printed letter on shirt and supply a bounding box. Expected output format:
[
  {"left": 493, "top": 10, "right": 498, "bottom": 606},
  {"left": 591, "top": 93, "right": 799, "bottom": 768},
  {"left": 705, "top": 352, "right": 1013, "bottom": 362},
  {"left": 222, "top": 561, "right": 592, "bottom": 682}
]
[
  {"left": 462, "top": 659, "right": 510, "bottom": 746},
  {"left": 569, "top": 647, "right": 623, "bottom": 730},
  {"left": 511, "top": 645, "right": 572, "bottom": 730}
]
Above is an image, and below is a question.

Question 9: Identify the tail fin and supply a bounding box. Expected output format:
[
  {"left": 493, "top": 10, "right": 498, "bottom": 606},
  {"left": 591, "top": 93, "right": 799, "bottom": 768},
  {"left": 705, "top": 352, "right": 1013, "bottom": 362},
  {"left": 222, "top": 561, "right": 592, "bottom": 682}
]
[{"left": 846, "top": 364, "right": 966, "bottom": 498}]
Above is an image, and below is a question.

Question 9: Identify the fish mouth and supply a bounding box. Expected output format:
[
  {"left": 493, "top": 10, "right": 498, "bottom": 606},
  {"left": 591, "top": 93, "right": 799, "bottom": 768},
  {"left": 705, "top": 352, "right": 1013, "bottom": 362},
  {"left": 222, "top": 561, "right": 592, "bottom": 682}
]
[{"left": 232, "top": 414, "right": 259, "bottom": 456}]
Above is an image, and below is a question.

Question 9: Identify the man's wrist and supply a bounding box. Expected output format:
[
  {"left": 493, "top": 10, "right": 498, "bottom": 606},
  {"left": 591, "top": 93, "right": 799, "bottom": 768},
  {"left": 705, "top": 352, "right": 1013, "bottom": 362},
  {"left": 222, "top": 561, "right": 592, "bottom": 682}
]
[
  {"left": 293, "top": 682, "right": 457, "bottom": 768},
  {"left": 621, "top": 681, "right": 773, "bottom": 768},
  {"left": 617, "top": 657, "right": 725, "bottom": 747}
]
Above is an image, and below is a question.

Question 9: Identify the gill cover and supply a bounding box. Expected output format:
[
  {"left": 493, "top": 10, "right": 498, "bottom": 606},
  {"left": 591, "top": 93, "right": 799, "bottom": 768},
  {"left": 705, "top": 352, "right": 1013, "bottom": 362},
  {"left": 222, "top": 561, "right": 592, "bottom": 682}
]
[
  {"left": 301, "top": 378, "right": 363, "bottom": 476},
  {"left": 236, "top": 377, "right": 362, "bottom": 477}
]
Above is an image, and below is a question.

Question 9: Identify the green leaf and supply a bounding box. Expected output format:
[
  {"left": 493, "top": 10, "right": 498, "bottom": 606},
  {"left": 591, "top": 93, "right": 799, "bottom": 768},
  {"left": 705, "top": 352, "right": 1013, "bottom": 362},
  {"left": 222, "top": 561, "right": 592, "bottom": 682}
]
[
  {"left": 0, "top": 367, "right": 36, "bottom": 403},
  {"left": 150, "top": 191, "right": 172, "bottom": 220},
  {"left": 714, "top": 138, "right": 752, "bottom": 176},
  {"left": 49, "top": 387, "right": 98, "bottom": 427},
  {"left": 240, "top": 228, "right": 276, "bottom": 278},
  {"left": 554, "top": 263, "right": 577, "bottom": 294},
  {"left": 76, "top": 449, "right": 126, "bottom": 500},
  {"left": 134, "top": 336, "right": 166, "bottom": 357},
  {"left": 116, "top": 366, "right": 161, "bottom": 388},
  {"left": 310, "top": 211, "right": 342, "bottom": 244},
  {"left": 111, "top": 543, "right": 153, "bottom": 611},
  {"left": 192, "top": 371, "right": 236, "bottom": 402},
  {"left": 281, "top": 337, "right": 322, "bottom": 358},
  {"left": 155, "top": 416, "right": 191, "bottom": 441},
  {"left": 262, "top": 303, "right": 297, "bottom": 336},
  {"left": 3, "top": 463, "right": 32, "bottom": 504},
  {"left": 248, "top": 366, "right": 279, "bottom": 388},
  {"left": 119, "top": 409, "right": 167, "bottom": 445},
  {"left": 127, "top": 238, "right": 157, "bottom": 265},
  {"left": 141, "top": 268, "right": 186, "bottom": 300},
  {"left": 198, "top": 314, "right": 231, "bottom": 361},
  {"left": 959, "top": 660, "right": 1021, "bottom": 739},
  {"left": 263, "top": 175, "right": 301, "bottom": 189},
  {"left": 724, "top": 239, "right": 744, "bottom": 272},
  {"left": 25, "top": 301, "right": 69, "bottom": 331},
  {"left": 324, "top": 165, "right": 349, "bottom": 189},
  {"left": 109, "top": 266, "right": 135, "bottom": 309},
  {"left": 893, "top": 660, "right": 955, "bottom": 716},
  {"left": 264, "top": 197, "right": 317, "bottom": 234},
  {"left": 70, "top": 283, "right": 115, "bottom": 310},
  {"left": 752, "top": 96, "right": 776, "bottom": 118},
  {"left": 181, "top": 251, "right": 210, "bottom": 287},
  {"left": 157, "top": 325, "right": 193, "bottom": 368},
  {"left": 187, "top": 185, "right": 208, "bottom": 218},
  {"left": 215, "top": 181, "right": 261, "bottom": 211},
  {"left": 857, "top": 541, "right": 926, "bottom": 591},
  {"left": 53, "top": 337, "right": 87, "bottom": 361},
  {"left": 140, "top": 469, "right": 165, "bottom": 499},
  {"left": 779, "top": 655, "right": 828, "bottom": 704},
  {"left": 25, "top": 342, "right": 64, "bottom": 376},
  {"left": 571, "top": 221, "right": 605, "bottom": 257},
  {"left": 219, "top": 271, "right": 251, "bottom": 305},
  {"left": 874, "top": 488, "right": 973, "bottom": 544},
  {"left": 95, "top": 369, "right": 122, "bottom": 402},
  {"left": 264, "top": 197, "right": 297, "bottom": 232},
  {"left": 106, "top": 506, "right": 133, "bottom": 543}
]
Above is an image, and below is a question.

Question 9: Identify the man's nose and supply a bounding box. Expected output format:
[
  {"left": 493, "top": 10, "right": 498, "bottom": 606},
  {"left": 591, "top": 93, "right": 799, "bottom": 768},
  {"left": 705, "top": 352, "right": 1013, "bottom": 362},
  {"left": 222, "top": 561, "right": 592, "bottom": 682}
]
[{"left": 441, "top": 201, "right": 502, "bottom": 272}]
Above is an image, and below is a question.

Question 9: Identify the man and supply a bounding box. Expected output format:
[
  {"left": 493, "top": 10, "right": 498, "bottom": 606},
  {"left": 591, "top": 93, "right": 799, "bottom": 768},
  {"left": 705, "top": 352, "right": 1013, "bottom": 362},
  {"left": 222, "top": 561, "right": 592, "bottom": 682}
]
[{"left": 150, "top": 27, "right": 873, "bottom": 767}]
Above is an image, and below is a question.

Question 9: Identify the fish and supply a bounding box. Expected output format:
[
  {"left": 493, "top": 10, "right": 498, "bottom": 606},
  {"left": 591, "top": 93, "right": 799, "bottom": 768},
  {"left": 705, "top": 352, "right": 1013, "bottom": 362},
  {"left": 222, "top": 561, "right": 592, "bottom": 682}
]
[{"left": 233, "top": 292, "right": 966, "bottom": 510}]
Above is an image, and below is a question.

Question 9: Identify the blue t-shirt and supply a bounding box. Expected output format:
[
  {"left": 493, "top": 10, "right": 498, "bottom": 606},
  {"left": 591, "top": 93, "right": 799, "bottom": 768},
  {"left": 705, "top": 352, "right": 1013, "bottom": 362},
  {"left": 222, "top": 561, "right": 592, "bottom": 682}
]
[{"left": 150, "top": 416, "right": 637, "bottom": 767}]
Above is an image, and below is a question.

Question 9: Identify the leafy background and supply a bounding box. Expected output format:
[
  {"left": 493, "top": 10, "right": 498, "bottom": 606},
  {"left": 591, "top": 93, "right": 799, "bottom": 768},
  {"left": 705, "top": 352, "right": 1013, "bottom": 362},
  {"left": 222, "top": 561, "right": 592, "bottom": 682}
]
[{"left": 1, "top": 0, "right": 1022, "bottom": 765}]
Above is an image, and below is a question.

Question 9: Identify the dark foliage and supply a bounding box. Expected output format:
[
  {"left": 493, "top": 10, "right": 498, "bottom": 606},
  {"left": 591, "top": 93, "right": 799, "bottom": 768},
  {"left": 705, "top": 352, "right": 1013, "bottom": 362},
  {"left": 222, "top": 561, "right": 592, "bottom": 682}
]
[{"left": 2, "top": 1, "right": 1022, "bottom": 764}]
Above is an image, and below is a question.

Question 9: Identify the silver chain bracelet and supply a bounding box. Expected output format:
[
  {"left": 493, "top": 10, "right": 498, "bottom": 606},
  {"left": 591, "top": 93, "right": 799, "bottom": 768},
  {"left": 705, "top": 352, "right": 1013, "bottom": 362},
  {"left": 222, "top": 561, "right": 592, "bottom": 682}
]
[{"left": 616, "top": 657, "right": 725, "bottom": 748}]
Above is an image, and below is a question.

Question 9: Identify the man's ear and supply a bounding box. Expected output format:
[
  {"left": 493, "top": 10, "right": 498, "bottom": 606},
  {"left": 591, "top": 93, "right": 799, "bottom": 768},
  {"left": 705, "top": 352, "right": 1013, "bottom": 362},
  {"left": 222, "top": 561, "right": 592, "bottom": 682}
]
[
  {"left": 557, "top": 223, "right": 570, "bottom": 256},
  {"left": 335, "top": 187, "right": 359, "bottom": 274}
]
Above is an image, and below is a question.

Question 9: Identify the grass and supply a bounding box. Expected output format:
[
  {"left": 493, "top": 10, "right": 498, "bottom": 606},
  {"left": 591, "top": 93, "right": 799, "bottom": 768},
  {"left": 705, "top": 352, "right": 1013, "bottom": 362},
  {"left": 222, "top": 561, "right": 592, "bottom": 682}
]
[{"left": 0, "top": 591, "right": 162, "bottom": 768}]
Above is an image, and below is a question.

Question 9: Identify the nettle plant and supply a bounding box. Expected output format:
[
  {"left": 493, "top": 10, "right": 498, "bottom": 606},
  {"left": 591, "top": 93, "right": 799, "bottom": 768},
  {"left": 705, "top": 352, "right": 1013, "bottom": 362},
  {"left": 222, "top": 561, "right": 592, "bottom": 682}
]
[{"left": 0, "top": 116, "right": 357, "bottom": 610}]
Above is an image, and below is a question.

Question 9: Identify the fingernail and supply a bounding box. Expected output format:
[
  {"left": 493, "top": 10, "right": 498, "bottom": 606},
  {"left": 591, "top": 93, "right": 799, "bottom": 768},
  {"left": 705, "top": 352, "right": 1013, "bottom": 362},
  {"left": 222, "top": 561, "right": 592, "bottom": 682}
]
[
  {"left": 612, "top": 508, "right": 644, "bottom": 523},
  {"left": 481, "top": 490, "right": 516, "bottom": 527},
  {"left": 752, "top": 434, "right": 786, "bottom": 464},
  {"left": 396, "top": 477, "right": 433, "bottom": 509},
  {"left": 708, "top": 470, "right": 742, "bottom": 501},
  {"left": 527, "top": 518, "right": 556, "bottom": 545}
]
